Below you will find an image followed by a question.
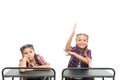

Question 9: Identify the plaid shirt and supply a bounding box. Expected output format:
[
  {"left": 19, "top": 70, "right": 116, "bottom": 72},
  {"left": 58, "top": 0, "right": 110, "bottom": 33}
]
[
  {"left": 19, "top": 54, "right": 49, "bottom": 80},
  {"left": 68, "top": 45, "right": 92, "bottom": 68},
  {"left": 66, "top": 45, "right": 93, "bottom": 80}
]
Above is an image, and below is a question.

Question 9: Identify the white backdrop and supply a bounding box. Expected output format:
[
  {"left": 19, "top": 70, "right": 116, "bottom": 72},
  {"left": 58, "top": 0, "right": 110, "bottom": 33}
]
[{"left": 0, "top": 0, "right": 120, "bottom": 80}]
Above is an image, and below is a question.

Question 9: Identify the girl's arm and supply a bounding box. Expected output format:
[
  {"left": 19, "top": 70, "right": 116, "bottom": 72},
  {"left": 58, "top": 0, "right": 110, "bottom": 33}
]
[
  {"left": 66, "top": 51, "right": 92, "bottom": 65},
  {"left": 19, "top": 56, "right": 27, "bottom": 72},
  {"left": 34, "top": 64, "right": 50, "bottom": 68},
  {"left": 65, "top": 24, "right": 77, "bottom": 51},
  {"left": 19, "top": 56, "right": 33, "bottom": 72}
]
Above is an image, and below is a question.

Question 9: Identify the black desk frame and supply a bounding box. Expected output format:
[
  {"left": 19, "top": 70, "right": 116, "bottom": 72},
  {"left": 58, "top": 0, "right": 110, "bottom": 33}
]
[
  {"left": 2, "top": 67, "right": 56, "bottom": 80},
  {"left": 62, "top": 68, "right": 115, "bottom": 80}
]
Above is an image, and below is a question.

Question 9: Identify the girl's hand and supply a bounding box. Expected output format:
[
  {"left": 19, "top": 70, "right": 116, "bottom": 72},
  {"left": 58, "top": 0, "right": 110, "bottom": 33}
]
[
  {"left": 23, "top": 56, "right": 30, "bottom": 63},
  {"left": 72, "top": 23, "right": 77, "bottom": 34},
  {"left": 65, "top": 51, "right": 76, "bottom": 56}
]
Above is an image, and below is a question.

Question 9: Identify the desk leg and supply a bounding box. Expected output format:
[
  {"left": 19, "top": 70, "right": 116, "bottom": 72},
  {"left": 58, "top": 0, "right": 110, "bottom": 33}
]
[
  {"left": 12, "top": 77, "right": 14, "bottom": 80},
  {"left": 49, "top": 77, "right": 51, "bottom": 80},
  {"left": 113, "top": 77, "right": 115, "bottom": 80},
  {"left": 48, "top": 77, "right": 53, "bottom": 80},
  {"left": 61, "top": 77, "right": 63, "bottom": 80},
  {"left": 102, "top": 77, "right": 104, "bottom": 80}
]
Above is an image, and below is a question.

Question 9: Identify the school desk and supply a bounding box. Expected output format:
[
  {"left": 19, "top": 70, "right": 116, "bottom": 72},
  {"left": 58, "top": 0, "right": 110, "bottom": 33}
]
[
  {"left": 62, "top": 68, "right": 115, "bottom": 80},
  {"left": 2, "top": 67, "right": 56, "bottom": 80}
]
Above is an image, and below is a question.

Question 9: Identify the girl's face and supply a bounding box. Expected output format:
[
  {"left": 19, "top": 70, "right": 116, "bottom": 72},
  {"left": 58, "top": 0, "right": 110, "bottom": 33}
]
[
  {"left": 76, "top": 35, "right": 88, "bottom": 49},
  {"left": 22, "top": 48, "right": 35, "bottom": 61}
]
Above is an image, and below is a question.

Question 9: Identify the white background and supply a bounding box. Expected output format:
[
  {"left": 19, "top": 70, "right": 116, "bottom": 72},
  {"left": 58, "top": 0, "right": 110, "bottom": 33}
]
[{"left": 0, "top": 0, "right": 120, "bottom": 80}]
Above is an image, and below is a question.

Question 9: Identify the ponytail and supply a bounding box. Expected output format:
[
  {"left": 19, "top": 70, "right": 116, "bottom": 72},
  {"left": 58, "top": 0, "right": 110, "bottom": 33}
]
[{"left": 83, "top": 46, "right": 88, "bottom": 57}]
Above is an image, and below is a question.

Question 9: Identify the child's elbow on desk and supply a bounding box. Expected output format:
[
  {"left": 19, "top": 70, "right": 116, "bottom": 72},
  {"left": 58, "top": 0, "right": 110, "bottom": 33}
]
[
  {"left": 19, "top": 69, "right": 34, "bottom": 73},
  {"left": 19, "top": 69, "right": 26, "bottom": 73}
]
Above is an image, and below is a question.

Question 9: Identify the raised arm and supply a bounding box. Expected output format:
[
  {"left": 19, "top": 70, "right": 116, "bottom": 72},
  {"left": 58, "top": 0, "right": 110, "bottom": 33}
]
[{"left": 65, "top": 24, "right": 77, "bottom": 51}]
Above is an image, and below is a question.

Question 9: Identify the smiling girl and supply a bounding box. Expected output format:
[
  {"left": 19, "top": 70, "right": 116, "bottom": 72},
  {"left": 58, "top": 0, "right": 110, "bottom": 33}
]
[{"left": 65, "top": 24, "right": 94, "bottom": 80}]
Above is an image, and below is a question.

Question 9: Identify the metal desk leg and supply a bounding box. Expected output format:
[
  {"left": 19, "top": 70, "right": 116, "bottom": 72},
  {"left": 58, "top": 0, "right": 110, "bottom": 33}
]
[
  {"left": 49, "top": 77, "right": 51, "bottom": 80},
  {"left": 2, "top": 77, "right": 4, "bottom": 80},
  {"left": 12, "top": 77, "right": 14, "bottom": 80},
  {"left": 102, "top": 77, "right": 104, "bottom": 80},
  {"left": 113, "top": 76, "right": 115, "bottom": 80},
  {"left": 61, "top": 76, "right": 63, "bottom": 80}
]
